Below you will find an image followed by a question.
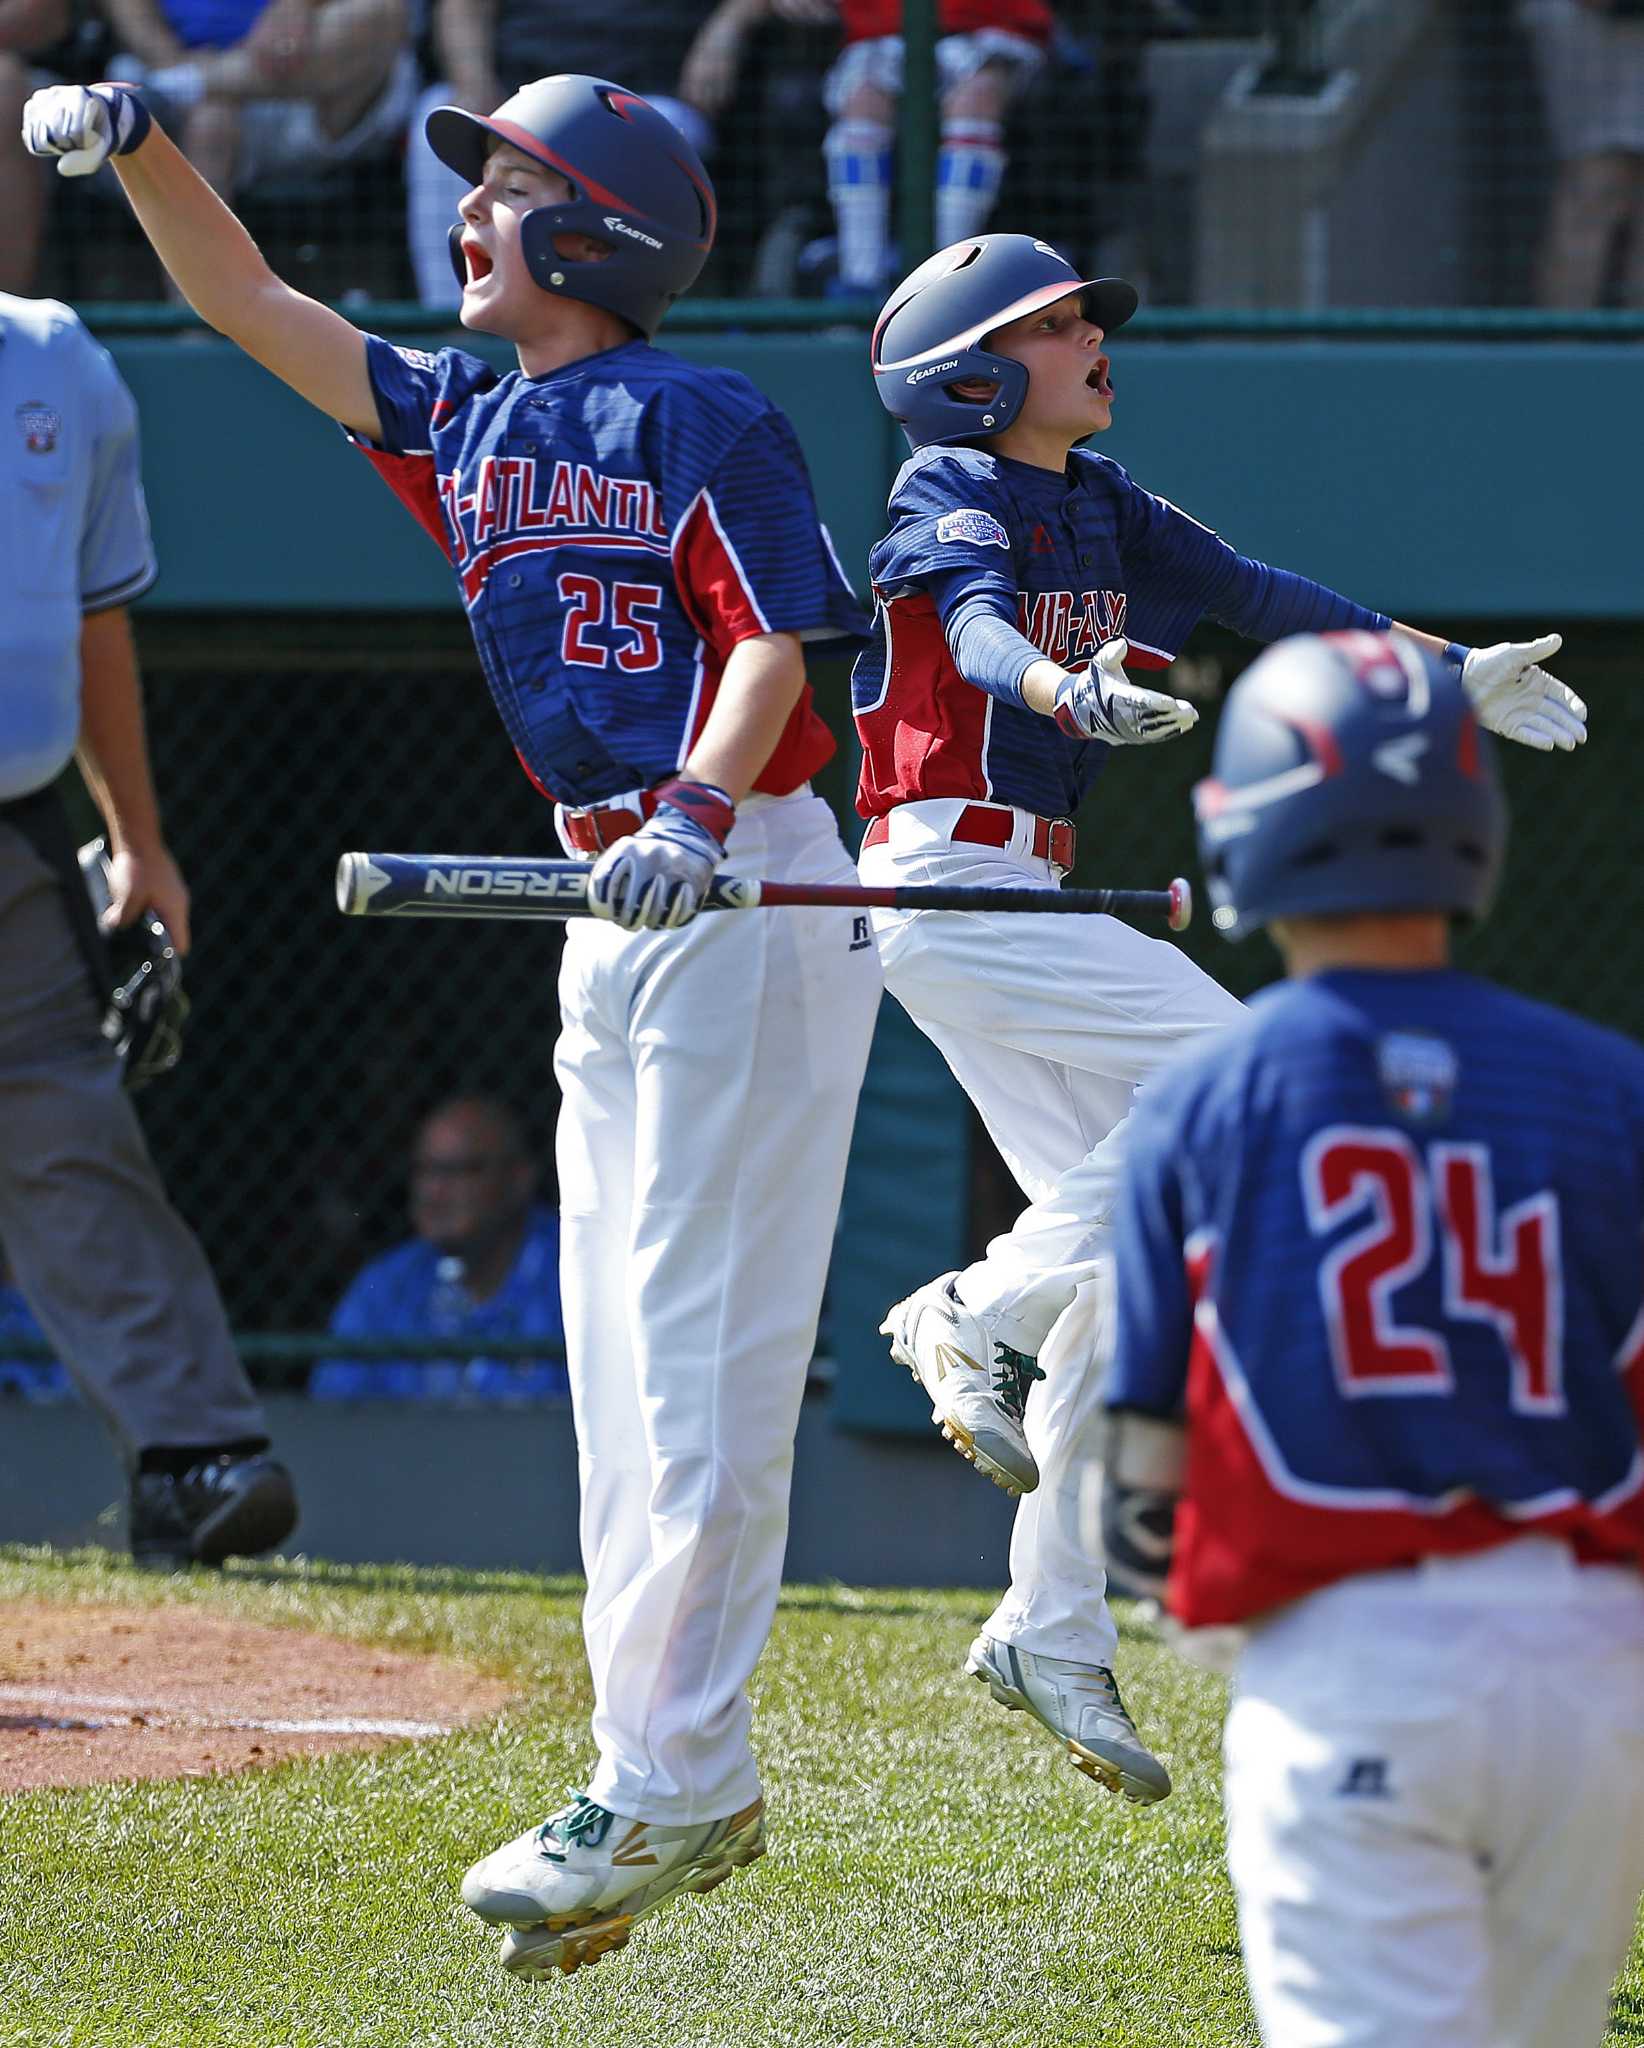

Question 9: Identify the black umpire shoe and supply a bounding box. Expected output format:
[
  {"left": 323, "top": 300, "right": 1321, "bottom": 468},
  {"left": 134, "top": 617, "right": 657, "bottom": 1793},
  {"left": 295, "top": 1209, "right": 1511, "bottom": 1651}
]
[{"left": 129, "top": 1451, "right": 299, "bottom": 1570}]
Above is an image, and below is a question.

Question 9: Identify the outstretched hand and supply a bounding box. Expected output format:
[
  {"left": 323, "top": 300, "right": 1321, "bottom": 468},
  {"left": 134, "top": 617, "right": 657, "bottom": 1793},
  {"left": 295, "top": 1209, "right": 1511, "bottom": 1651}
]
[
  {"left": 1052, "top": 639, "right": 1199, "bottom": 746},
  {"left": 1460, "top": 635, "right": 1587, "bottom": 752}
]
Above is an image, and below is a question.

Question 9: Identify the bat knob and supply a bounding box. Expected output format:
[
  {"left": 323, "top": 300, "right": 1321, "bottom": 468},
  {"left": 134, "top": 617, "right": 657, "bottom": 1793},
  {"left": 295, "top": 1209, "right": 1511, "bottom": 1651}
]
[
  {"left": 1167, "top": 877, "right": 1193, "bottom": 932},
  {"left": 336, "top": 853, "right": 363, "bottom": 915}
]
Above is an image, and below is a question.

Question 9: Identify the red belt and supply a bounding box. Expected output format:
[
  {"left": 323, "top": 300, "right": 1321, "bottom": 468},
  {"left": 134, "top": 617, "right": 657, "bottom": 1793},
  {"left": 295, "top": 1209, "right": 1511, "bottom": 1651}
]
[
  {"left": 559, "top": 792, "right": 659, "bottom": 854},
  {"left": 863, "top": 803, "right": 1076, "bottom": 869}
]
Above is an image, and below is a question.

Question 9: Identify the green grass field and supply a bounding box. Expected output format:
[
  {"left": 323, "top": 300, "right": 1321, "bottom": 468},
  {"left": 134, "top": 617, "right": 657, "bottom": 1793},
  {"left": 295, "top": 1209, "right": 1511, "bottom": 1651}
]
[{"left": 1, "top": 1547, "right": 1639, "bottom": 2048}]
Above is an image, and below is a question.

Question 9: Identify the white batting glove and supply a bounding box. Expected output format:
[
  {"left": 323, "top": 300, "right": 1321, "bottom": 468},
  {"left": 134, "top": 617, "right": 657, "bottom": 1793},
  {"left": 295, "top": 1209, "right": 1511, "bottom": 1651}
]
[
  {"left": 587, "top": 778, "right": 734, "bottom": 931},
  {"left": 1459, "top": 634, "right": 1587, "bottom": 752},
  {"left": 1052, "top": 638, "right": 1199, "bottom": 746},
  {"left": 22, "top": 83, "right": 152, "bottom": 175}
]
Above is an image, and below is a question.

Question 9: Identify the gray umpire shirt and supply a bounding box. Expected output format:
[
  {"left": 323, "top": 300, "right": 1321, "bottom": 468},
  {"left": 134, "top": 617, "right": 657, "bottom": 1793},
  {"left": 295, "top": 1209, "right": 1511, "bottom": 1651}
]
[{"left": 1, "top": 292, "right": 157, "bottom": 801}]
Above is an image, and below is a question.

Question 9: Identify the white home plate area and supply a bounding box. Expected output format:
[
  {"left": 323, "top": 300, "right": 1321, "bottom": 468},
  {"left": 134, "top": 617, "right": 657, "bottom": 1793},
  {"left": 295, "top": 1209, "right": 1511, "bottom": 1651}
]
[{"left": 0, "top": 1601, "right": 516, "bottom": 1792}]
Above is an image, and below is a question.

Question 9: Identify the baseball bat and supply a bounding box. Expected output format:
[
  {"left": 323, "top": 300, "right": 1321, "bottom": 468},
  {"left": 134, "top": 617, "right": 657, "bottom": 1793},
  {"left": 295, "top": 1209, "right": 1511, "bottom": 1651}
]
[{"left": 336, "top": 853, "right": 1193, "bottom": 930}]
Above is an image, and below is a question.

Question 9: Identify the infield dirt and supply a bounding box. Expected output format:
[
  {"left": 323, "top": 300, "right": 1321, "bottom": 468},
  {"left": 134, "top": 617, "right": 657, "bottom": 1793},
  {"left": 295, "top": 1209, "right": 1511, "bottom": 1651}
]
[{"left": 0, "top": 1599, "right": 515, "bottom": 1792}]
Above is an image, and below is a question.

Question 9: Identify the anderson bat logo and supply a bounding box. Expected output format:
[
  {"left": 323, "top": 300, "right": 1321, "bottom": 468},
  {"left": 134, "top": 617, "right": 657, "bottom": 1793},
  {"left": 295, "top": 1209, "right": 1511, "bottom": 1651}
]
[{"left": 422, "top": 866, "right": 587, "bottom": 901}]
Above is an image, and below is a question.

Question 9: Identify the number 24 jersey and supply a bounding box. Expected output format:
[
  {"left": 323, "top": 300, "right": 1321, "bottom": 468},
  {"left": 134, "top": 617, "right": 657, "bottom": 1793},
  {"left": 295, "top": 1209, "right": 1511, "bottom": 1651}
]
[{"left": 1108, "top": 968, "right": 1644, "bottom": 1626}]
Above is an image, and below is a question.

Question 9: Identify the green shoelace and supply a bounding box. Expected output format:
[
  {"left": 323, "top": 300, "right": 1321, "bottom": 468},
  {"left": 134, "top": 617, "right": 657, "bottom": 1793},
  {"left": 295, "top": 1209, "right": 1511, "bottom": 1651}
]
[
  {"left": 537, "top": 1794, "right": 614, "bottom": 1860},
  {"left": 991, "top": 1344, "right": 1045, "bottom": 1424}
]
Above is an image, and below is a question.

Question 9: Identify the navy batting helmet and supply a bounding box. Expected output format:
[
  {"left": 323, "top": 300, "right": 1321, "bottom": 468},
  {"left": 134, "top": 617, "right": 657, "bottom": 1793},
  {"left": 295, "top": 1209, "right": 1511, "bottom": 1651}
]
[
  {"left": 425, "top": 75, "right": 716, "bottom": 339},
  {"left": 1194, "top": 631, "right": 1507, "bottom": 940},
  {"left": 871, "top": 234, "right": 1138, "bottom": 449}
]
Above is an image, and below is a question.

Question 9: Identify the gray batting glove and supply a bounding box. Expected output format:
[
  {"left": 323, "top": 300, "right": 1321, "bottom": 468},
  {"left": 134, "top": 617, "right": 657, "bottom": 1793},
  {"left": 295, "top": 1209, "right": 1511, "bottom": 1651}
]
[
  {"left": 1460, "top": 634, "right": 1587, "bottom": 752},
  {"left": 22, "top": 83, "right": 152, "bottom": 175},
  {"left": 1052, "top": 638, "right": 1199, "bottom": 746},
  {"left": 587, "top": 779, "right": 733, "bottom": 931}
]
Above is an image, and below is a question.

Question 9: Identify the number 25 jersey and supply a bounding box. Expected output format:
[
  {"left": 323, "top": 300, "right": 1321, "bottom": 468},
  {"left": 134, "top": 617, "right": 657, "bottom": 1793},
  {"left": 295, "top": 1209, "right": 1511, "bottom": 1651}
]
[
  {"left": 1108, "top": 968, "right": 1644, "bottom": 1627},
  {"left": 349, "top": 336, "right": 866, "bottom": 807}
]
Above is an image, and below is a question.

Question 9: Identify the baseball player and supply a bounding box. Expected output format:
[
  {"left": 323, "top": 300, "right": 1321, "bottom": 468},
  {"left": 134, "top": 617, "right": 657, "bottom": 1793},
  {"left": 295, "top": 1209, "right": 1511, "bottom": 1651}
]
[
  {"left": 854, "top": 233, "right": 1589, "bottom": 1803},
  {"left": 1102, "top": 629, "right": 1644, "bottom": 2048},
  {"left": 23, "top": 74, "right": 883, "bottom": 1976}
]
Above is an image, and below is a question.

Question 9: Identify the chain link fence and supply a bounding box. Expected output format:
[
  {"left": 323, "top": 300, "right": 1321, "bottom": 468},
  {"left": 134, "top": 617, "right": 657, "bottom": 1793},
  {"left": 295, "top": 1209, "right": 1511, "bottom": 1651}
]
[
  {"left": 18, "top": 0, "right": 1644, "bottom": 312},
  {"left": 6, "top": 615, "right": 1639, "bottom": 1400}
]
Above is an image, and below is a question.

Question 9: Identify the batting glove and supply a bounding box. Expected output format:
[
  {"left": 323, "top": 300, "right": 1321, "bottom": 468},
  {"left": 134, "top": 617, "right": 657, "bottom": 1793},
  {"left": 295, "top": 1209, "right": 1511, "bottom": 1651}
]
[
  {"left": 587, "top": 778, "right": 734, "bottom": 931},
  {"left": 1052, "top": 638, "right": 1199, "bottom": 746},
  {"left": 1458, "top": 634, "right": 1587, "bottom": 752},
  {"left": 22, "top": 83, "right": 152, "bottom": 175}
]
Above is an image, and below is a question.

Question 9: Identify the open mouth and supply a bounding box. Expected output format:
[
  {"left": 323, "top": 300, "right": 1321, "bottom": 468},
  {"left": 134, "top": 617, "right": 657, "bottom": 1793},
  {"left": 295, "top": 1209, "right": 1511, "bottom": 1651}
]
[
  {"left": 463, "top": 239, "right": 494, "bottom": 286},
  {"left": 1086, "top": 355, "right": 1113, "bottom": 399}
]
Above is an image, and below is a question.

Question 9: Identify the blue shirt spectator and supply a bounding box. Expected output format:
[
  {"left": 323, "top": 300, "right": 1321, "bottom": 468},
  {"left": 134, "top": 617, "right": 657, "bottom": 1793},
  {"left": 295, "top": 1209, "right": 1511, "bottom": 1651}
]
[{"left": 310, "top": 1094, "right": 566, "bottom": 1402}]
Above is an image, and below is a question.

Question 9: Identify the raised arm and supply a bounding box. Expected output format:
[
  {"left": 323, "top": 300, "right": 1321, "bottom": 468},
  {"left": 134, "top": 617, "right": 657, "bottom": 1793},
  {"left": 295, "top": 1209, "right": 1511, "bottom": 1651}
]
[{"left": 23, "top": 85, "right": 384, "bottom": 437}]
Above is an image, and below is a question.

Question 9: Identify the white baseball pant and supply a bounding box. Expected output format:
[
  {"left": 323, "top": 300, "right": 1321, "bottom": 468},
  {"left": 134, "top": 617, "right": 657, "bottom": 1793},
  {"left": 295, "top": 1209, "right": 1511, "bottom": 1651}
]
[
  {"left": 861, "top": 799, "right": 1243, "bottom": 1665},
  {"left": 556, "top": 789, "right": 882, "bottom": 1825},
  {"left": 1224, "top": 1539, "right": 1644, "bottom": 2048}
]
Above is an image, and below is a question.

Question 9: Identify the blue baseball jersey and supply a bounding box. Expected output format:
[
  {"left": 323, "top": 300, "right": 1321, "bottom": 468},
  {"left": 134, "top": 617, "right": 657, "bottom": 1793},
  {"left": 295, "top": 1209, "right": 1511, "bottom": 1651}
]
[
  {"left": 311, "top": 1203, "right": 566, "bottom": 1402},
  {"left": 1, "top": 295, "right": 157, "bottom": 803},
  {"left": 350, "top": 336, "right": 867, "bottom": 807},
  {"left": 1107, "top": 969, "right": 1644, "bottom": 1627},
  {"left": 852, "top": 443, "right": 1388, "bottom": 821}
]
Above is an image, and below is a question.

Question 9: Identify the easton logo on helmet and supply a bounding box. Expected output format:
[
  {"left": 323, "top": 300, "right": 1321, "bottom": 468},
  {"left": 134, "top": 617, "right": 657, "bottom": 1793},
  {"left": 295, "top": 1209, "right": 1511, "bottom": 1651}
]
[
  {"left": 908, "top": 359, "right": 961, "bottom": 384},
  {"left": 603, "top": 215, "right": 664, "bottom": 249}
]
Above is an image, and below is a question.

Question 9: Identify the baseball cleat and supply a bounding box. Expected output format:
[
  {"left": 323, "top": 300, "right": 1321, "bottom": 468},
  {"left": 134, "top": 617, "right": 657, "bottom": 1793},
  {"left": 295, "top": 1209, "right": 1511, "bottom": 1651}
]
[
  {"left": 128, "top": 1451, "right": 298, "bottom": 1570},
  {"left": 461, "top": 1791, "right": 767, "bottom": 1978},
  {"left": 966, "top": 1633, "right": 1172, "bottom": 1805},
  {"left": 880, "top": 1273, "right": 1043, "bottom": 1495}
]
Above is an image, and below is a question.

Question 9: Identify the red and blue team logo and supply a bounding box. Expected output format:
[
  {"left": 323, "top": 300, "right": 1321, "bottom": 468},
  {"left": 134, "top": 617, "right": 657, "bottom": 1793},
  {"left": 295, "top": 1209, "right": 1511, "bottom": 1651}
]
[
  {"left": 935, "top": 508, "right": 1010, "bottom": 549},
  {"left": 16, "top": 401, "right": 60, "bottom": 454},
  {"left": 1375, "top": 1030, "right": 1459, "bottom": 1125}
]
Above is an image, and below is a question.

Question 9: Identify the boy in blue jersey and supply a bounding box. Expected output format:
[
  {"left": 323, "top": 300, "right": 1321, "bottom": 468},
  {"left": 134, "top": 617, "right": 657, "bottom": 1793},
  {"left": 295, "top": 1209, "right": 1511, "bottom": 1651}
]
[
  {"left": 855, "top": 234, "right": 1590, "bottom": 1805},
  {"left": 1102, "top": 629, "right": 1644, "bottom": 2048},
  {"left": 25, "top": 72, "right": 883, "bottom": 1977}
]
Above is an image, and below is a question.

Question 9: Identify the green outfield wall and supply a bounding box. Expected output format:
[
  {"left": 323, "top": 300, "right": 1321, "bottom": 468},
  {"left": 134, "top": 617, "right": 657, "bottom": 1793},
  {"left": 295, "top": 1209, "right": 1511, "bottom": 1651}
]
[{"left": 108, "top": 334, "right": 1643, "bottom": 619}]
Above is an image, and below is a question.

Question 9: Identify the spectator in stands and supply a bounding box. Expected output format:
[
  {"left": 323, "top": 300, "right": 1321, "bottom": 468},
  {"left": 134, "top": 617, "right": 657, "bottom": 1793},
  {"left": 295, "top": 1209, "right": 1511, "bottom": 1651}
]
[
  {"left": 310, "top": 1094, "right": 566, "bottom": 1402},
  {"left": 0, "top": 0, "right": 69, "bottom": 292},
  {"left": 806, "top": 0, "right": 1055, "bottom": 295},
  {"left": 99, "top": 0, "right": 415, "bottom": 206},
  {"left": 0, "top": 1247, "right": 70, "bottom": 1400},
  {"left": 405, "top": 0, "right": 716, "bottom": 307},
  {"left": 1521, "top": 0, "right": 1644, "bottom": 306}
]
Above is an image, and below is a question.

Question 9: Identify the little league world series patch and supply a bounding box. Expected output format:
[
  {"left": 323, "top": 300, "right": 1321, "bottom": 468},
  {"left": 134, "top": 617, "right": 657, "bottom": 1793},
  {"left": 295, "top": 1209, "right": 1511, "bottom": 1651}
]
[
  {"left": 936, "top": 508, "right": 1011, "bottom": 549},
  {"left": 1375, "top": 1031, "right": 1460, "bottom": 1125},
  {"left": 16, "top": 402, "right": 61, "bottom": 454}
]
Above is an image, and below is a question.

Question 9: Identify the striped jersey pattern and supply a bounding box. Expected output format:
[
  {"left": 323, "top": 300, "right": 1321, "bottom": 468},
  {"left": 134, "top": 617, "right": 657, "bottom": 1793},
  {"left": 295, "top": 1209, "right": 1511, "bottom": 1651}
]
[
  {"left": 1108, "top": 968, "right": 1644, "bottom": 1627},
  {"left": 852, "top": 443, "right": 1389, "bottom": 820},
  {"left": 351, "top": 336, "right": 867, "bottom": 806}
]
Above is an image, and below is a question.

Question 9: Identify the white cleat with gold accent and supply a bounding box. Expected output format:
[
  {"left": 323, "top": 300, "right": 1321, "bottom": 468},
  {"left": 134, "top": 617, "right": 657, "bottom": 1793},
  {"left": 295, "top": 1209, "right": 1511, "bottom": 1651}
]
[
  {"left": 966, "top": 1633, "right": 1172, "bottom": 1804},
  {"left": 461, "top": 1791, "right": 767, "bottom": 1978},
  {"left": 880, "top": 1272, "right": 1043, "bottom": 1496}
]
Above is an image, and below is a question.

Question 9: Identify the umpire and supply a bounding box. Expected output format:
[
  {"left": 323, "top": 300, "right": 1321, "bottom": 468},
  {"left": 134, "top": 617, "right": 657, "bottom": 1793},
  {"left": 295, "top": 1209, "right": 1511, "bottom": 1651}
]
[{"left": 0, "top": 289, "right": 297, "bottom": 1568}]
